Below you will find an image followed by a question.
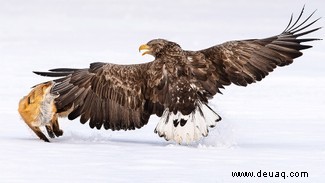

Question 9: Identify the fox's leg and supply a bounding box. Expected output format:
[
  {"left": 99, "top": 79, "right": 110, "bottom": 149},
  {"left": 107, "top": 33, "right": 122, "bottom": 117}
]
[
  {"left": 45, "top": 125, "right": 55, "bottom": 138},
  {"left": 51, "top": 116, "right": 63, "bottom": 137},
  {"left": 27, "top": 124, "right": 50, "bottom": 142}
]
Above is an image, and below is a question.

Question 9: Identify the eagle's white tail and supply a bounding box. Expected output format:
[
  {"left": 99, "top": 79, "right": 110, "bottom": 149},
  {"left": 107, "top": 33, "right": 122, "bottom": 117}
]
[{"left": 154, "top": 102, "right": 221, "bottom": 144}]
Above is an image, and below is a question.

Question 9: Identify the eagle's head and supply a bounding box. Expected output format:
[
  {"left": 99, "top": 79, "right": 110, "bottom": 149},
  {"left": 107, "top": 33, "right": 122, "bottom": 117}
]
[{"left": 139, "top": 39, "right": 182, "bottom": 58}]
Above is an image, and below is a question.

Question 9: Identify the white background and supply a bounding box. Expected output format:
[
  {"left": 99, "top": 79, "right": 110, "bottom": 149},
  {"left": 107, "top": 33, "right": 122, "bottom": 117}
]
[{"left": 0, "top": 0, "right": 324, "bottom": 182}]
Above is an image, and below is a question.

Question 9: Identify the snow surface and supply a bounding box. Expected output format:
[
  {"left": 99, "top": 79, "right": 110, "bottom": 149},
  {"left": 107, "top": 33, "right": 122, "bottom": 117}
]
[{"left": 0, "top": 0, "right": 324, "bottom": 182}]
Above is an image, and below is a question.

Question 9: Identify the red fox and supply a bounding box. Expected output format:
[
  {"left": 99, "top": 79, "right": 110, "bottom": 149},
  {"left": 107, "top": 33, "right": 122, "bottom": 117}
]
[{"left": 18, "top": 81, "right": 63, "bottom": 142}]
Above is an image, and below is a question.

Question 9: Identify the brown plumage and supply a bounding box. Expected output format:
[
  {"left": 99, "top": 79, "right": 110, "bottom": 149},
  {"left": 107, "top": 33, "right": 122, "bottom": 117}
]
[{"left": 32, "top": 7, "right": 321, "bottom": 143}]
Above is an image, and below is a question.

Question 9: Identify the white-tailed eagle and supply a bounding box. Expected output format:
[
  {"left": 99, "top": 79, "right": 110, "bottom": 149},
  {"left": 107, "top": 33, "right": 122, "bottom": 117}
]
[{"left": 22, "top": 7, "right": 321, "bottom": 143}]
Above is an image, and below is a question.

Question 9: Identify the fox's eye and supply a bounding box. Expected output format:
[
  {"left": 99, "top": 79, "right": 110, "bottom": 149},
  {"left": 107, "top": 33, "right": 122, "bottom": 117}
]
[{"left": 27, "top": 96, "right": 33, "bottom": 104}]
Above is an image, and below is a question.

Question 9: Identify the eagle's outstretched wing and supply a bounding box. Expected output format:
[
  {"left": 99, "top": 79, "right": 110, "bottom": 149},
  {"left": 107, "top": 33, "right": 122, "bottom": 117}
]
[
  {"left": 34, "top": 62, "right": 163, "bottom": 131},
  {"left": 198, "top": 7, "right": 321, "bottom": 89}
]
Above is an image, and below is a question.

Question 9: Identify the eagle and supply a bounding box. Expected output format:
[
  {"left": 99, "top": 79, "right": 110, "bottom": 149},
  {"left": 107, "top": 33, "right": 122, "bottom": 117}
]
[{"left": 28, "top": 8, "right": 321, "bottom": 144}]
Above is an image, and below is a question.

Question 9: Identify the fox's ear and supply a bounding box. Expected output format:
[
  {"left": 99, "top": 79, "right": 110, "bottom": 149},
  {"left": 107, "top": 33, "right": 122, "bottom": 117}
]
[
  {"left": 42, "top": 85, "right": 47, "bottom": 92},
  {"left": 41, "top": 82, "right": 53, "bottom": 92}
]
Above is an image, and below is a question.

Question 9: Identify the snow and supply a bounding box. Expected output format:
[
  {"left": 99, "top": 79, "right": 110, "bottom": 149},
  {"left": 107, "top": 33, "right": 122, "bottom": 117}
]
[{"left": 0, "top": 0, "right": 324, "bottom": 182}]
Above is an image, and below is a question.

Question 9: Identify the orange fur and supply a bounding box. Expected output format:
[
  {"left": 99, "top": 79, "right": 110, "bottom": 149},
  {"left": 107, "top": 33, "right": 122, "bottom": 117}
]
[{"left": 18, "top": 82, "right": 63, "bottom": 142}]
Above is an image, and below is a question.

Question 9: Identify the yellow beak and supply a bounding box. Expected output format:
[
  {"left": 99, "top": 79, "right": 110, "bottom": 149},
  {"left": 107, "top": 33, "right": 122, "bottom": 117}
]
[{"left": 139, "top": 44, "right": 151, "bottom": 56}]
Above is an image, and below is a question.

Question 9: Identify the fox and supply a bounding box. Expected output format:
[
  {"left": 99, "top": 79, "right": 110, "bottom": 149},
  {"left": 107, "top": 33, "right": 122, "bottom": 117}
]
[{"left": 18, "top": 81, "right": 63, "bottom": 142}]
